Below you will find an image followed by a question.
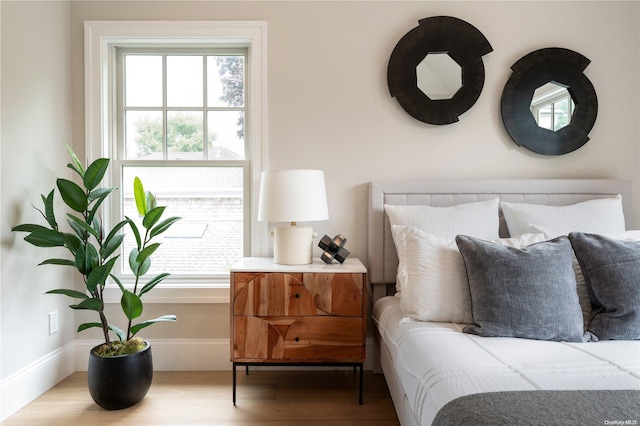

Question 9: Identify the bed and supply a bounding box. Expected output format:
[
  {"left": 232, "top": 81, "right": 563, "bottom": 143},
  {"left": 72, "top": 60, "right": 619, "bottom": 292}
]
[{"left": 368, "top": 179, "right": 640, "bottom": 425}]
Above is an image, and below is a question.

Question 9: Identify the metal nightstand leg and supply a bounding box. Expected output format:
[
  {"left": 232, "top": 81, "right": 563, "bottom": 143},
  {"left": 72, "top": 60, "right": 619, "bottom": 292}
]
[
  {"left": 358, "top": 363, "right": 363, "bottom": 405},
  {"left": 232, "top": 363, "right": 237, "bottom": 405}
]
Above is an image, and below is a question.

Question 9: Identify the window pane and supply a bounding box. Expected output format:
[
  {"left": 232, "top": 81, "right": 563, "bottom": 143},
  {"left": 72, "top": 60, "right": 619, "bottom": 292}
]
[
  {"left": 121, "top": 166, "right": 244, "bottom": 275},
  {"left": 126, "top": 111, "right": 163, "bottom": 159},
  {"left": 207, "top": 56, "right": 244, "bottom": 107},
  {"left": 553, "top": 98, "right": 571, "bottom": 131},
  {"left": 167, "top": 56, "right": 203, "bottom": 107},
  {"left": 537, "top": 105, "right": 552, "bottom": 130},
  {"left": 167, "top": 111, "right": 203, "bottom": 160},
  {"left": 208, "top": 111, "right": 245, "bottom": 160},
  {"left": 125, "top": 55, "right": 163, "bottom": 107}
]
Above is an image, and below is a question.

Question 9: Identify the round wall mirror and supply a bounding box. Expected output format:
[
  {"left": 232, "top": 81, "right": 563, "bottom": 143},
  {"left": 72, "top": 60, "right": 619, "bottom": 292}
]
[
  {"left": 388, "top": 16, "right": 493, "bottom": 125},
  {"left": 501, "top": 48, "right": 597, "bottom": 155}
]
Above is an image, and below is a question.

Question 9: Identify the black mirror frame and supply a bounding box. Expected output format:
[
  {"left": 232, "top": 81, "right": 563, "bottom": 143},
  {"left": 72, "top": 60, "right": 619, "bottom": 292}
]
[
  {"left": 387, "top": 16, "right": 493, "bottom": 125},
  {"left": 501, "top": 47, "right": 598, "bottom": 155}
]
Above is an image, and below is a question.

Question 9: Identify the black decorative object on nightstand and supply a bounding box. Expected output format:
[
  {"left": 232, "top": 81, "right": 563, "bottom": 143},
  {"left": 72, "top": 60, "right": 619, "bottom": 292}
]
[{"left": 319, "top": 234, "right": 351, "bottom": 264}]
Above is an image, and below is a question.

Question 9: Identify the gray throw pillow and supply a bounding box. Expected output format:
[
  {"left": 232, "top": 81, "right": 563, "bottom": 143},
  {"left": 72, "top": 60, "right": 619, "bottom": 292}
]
[
  {"left": 568, "top": 232, "right": 640, "bottom": 341},
  {"left": 455, "top": 235, "right": 586, "bottom": 342}
]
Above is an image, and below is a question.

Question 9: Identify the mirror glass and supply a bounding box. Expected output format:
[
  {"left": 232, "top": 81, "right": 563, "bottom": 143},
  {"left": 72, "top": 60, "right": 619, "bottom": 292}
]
[
  {"left": 530, "top": 82, "right": 575, "bottom": 131},
  {"left": 416, "top": 53, "right": 462, "bottom": 100}
]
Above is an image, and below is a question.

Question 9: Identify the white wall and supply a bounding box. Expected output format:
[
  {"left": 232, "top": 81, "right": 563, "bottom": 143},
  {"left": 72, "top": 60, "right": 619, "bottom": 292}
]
[
  {"left": 0, "top": 1, "right": 76, "bottom": 419},
  {"left": 1, "top": 0, "right": 639, "bottom": 419}
]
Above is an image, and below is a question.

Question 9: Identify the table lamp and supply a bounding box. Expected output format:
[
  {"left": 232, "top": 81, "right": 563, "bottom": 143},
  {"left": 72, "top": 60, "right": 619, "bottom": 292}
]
[{"left": 258, "top": 169, "right": 329, "bottom": 265}]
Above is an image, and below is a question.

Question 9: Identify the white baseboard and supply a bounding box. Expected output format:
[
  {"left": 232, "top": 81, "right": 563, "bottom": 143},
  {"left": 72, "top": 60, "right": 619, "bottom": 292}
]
[
  {"left": 0, "top": 342, "right": 76, "bottom": 422},
  {"left": 75, "top": 338, "right": 378, "bottom": 371},
  {"left": 74, "top": 338, "right": 233, "bottom": 371}
]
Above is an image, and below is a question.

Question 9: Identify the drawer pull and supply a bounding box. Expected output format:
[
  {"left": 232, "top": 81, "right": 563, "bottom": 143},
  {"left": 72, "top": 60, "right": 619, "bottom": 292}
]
[
  {"left": 294, "top": 293, "right": 300, "bottom": 299},
  {"left": 294, "top": 337, "right": 300, "bottom": 342}
]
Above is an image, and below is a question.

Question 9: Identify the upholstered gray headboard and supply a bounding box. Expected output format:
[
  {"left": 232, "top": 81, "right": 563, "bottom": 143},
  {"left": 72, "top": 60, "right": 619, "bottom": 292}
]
[{"left": 368, "top": 179, "right": 632, "bottom": 300}]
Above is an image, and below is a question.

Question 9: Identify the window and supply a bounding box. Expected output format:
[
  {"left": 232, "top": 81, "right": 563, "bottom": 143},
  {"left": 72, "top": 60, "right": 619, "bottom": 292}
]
[
  {"left": 85, "top": 22, "right": 267, "bottom": 302},
  {"left": 530, "top": 84, "right": 575, "bottom": 132},
  {"left": 117, "top": 50, "right": 247, "bottom": 277}
]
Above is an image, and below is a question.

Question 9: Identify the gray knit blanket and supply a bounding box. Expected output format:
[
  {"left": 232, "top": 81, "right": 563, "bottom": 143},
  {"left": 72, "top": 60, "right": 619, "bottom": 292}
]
[{"left": 432, "top": 390, "right": 640, "bottom": 426}]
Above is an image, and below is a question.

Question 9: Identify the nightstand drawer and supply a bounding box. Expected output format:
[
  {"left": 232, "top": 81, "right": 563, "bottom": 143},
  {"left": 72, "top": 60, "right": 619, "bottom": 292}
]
[
  {"left": 233, "top": 316, "right": 363, "bottom": 361},
  {"left": 233, "top": 272, "right": 363, "bottom": 317}
]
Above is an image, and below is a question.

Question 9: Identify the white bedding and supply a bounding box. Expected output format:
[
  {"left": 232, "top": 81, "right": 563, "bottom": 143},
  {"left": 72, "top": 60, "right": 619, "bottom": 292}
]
[{"left": 373, "top": 296, "right": 640, "bottom": 426}]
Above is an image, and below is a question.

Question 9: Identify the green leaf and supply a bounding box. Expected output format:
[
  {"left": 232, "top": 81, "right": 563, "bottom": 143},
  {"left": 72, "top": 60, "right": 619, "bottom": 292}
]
[
  {"left": 75, "top": 245, "right": 87, "bottom": 274},
  {"left": 67, "top": 216, "right": 88, "bottom": 241},
  {"left": 46, "top": 288, "right": 89, "bottom": 299},
  {"left": 77, "top": 322, "right": 102, "bottom": 333},
  {"left": 92, "top": 214, "right": 103, "bottom": 241},
  {"left": 62, "top": 233, "right": 82, "bottom": 254},
  {"left": 87, "top": 187, "right": 117, "bottom": 224},
  {"left": 86, "top": 257, "right": 118, "bottom": 293},
  {"left": 39, "top": 258, "right": 75, "bottom": 267},
  {"left": 88, "top": 186, "right": 116, "bottom": 203},
  {"left": 42, "top": 189, "right": 57, "bottom": 229},
  {"left": 108, "top": 323, "right": 126, "bottom": 343},
  {"left": 85, "top": 243, "right": 99, "bottom": 276},
  {"left": 129, "top": 247, "right": 151, "bottom": 277},
  {"left": 136, "top": 243, "right": 160, "bottom": 266},
  {"left": 146, "top": 191, "right": 157, "bottom": 212},
  {"left": 65, "top": 143, "right": 85, "bottom": 178},
  {"left": 70, "top": 297, "right": 102, "bottom": 311},
  {"left": 133, "top": 177, "right": 147, "bottom": 216},
  {"left": 128, "top": 247, "right": 139, "bottom": 274},
  {"left": 67, "top": 214, "right": 99, "bottom": 239},
  {"left": 84, "top": 158, "right": 109, "bottom": 191},
  {"left": 126, "top": 216, "right": 142, "bottom": 250},
  {"left": 101, "top": 234, "right": 124, "bottom": 259},
  {"left": 88, "top": 187, "right": 115, "bottom": 203},
  {"left": 110, "top": 274, "right": 126, "bottom": 293},
  {"left": 142, "top": 206, "right": 165, "bottom": 230},
  {"left": 121, "top": 290, "right": 143, "bottom": 320},
  {"left": 139, "top": 273, "right": 170, "bottom": 296},
  {"left": 105, "top": 219, "right": 130, "bottom": 242},
  {"left": 24, "top": 229, "right": 65, "bottom": 247},
  {"left": 76, "top": 243, "right": 99, "bottom": 277},
  {"left": 150, "top": 216, "right": 181, "bottom": 239},
  {"left": 130, "top": 315, "right": 176, "bottom": 337},
  {"left": 57, "top": 178, "right": 88, "bottom": 212},
  {"left": 101, "top": 219, "right": 129, "bottom": 258},
  {"left": 77, "top": 322, "right": 125, "bottom": 343},
  {"left": 12, "top": 224, "right": 50, "bottom": 233}
]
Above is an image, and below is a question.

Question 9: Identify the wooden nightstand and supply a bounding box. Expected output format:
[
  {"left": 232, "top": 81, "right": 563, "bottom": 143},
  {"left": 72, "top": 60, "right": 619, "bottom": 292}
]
[{"left": 230, "top": 257, "right": 367, "bottom": 404}]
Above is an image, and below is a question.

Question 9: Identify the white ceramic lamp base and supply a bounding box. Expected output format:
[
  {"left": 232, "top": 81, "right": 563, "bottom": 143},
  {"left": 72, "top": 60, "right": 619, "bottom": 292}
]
[{"left": 272, "top": 225, "right": 314, "bottom": 265}]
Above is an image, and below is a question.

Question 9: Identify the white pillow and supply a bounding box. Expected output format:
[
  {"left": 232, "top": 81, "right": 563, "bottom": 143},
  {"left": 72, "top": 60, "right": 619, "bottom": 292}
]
[
  {"left": 386, "top": 198, "right": 500, "bottom": 293},
  {"left": 391, "top": 225, "right": 545, "bottom": 323},
  {"left": 501, "top": 196, "right": 625, "bottom": 237},
  {"left": 385, "top": 198, "right": 500, "bottom": 240},
  {"left": 529, "top": 225, "right": 640, "bottom": 328},
  {"left": 529, "top": 224, "right": 640, "bottom": 241}
]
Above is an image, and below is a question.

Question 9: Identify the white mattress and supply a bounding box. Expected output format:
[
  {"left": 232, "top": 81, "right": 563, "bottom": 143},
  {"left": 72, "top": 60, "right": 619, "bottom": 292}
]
[{"left": 373, "top": 296, "right": 640, "bottom": 425}]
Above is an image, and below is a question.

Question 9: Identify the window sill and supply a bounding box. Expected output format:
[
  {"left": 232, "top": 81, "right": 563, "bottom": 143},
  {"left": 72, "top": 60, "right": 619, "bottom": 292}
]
[{"left": 103, "top": 282, "right": 231, "bottom": 304}]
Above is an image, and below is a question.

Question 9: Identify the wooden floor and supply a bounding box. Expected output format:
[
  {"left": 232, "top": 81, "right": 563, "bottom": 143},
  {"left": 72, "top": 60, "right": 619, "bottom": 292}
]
[{"left": 3, "top": 370, "right": 400, "bottom": 425}]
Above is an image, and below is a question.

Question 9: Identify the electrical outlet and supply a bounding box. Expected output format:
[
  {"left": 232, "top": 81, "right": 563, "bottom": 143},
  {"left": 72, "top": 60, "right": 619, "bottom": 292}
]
[{"left": 49, "top": 311, "right": 59, "bottom": 335}]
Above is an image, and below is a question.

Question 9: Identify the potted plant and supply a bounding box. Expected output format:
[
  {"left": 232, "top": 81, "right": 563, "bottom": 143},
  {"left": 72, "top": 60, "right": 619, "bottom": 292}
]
[{"left": 12, "top": 145, "right": 180, "bottom": 409}]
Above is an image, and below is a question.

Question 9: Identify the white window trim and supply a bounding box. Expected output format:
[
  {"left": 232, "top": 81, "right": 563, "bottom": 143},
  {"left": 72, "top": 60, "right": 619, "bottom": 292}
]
[{"left": 85, "top": 21, "right": 269, "bottom": 303}]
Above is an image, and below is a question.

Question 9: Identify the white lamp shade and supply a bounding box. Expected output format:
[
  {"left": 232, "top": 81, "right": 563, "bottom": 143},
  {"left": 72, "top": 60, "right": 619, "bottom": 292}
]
[{"left": 258, "top": 169, "right": 329, "bottom": 223}]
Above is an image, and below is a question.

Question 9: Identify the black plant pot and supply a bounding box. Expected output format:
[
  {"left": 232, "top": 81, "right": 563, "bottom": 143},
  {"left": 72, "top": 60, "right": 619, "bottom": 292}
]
[{"left": 88, "top": 341, "right": 153, "bottom": 410}]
